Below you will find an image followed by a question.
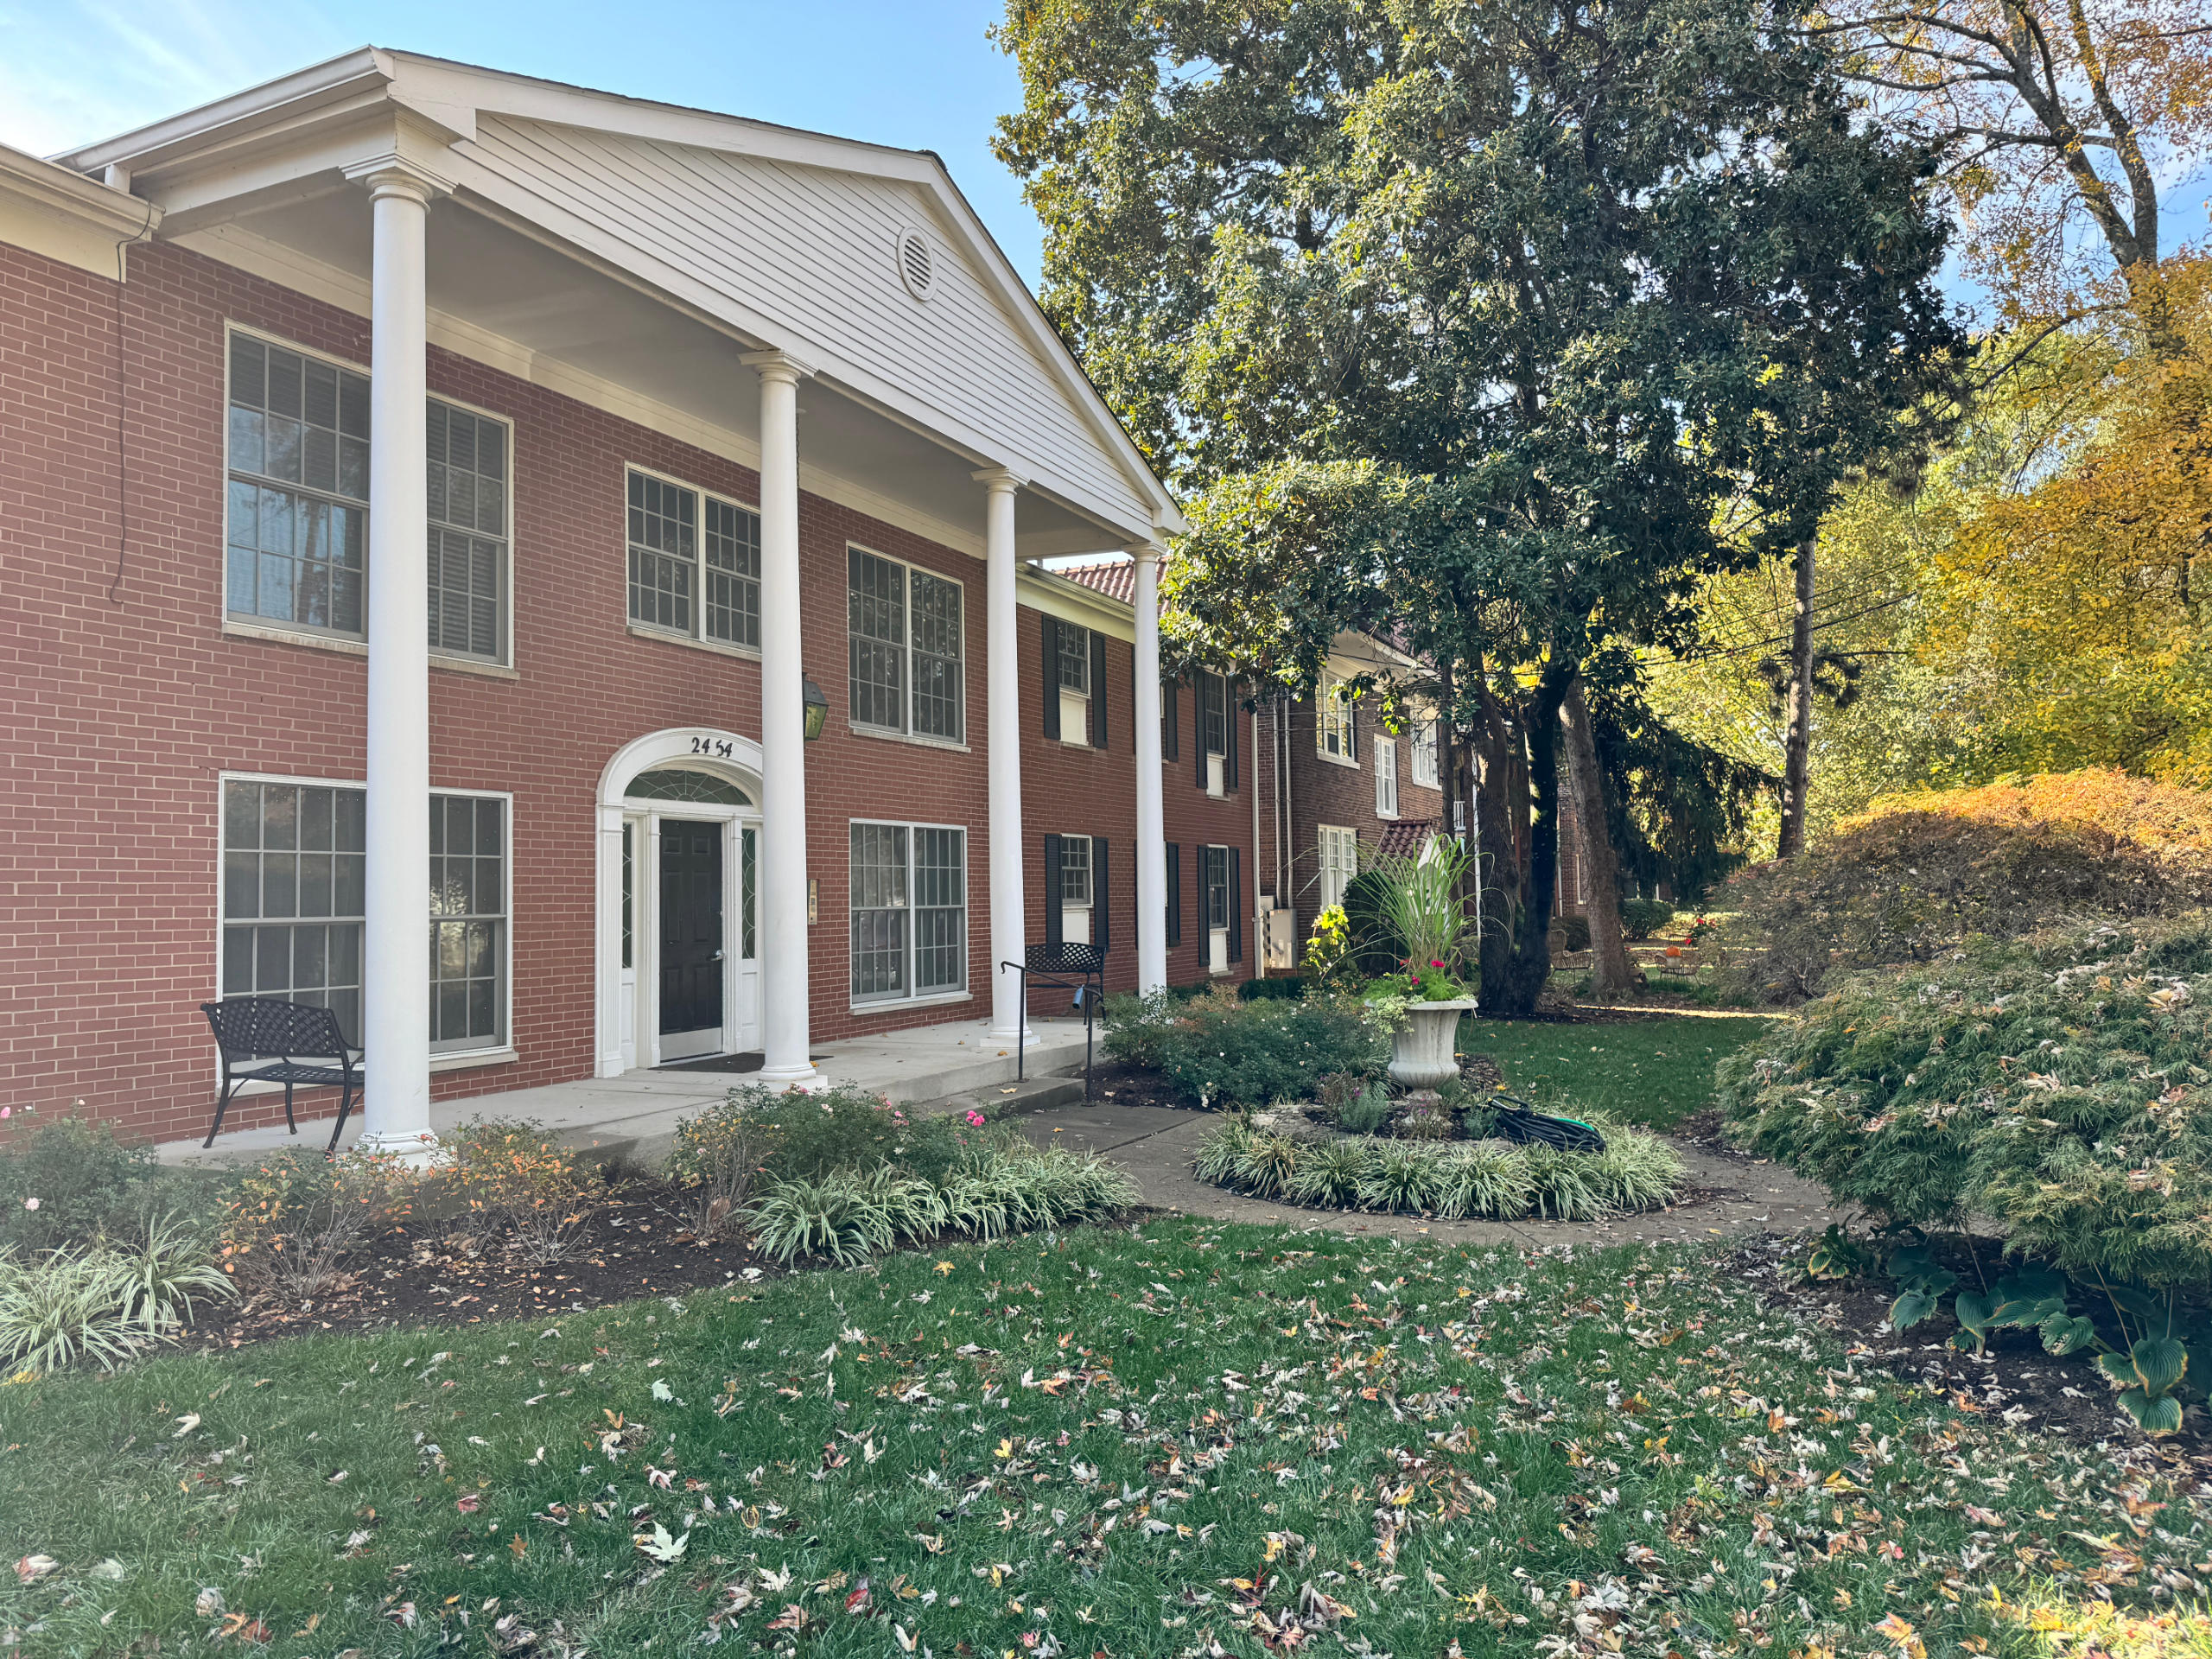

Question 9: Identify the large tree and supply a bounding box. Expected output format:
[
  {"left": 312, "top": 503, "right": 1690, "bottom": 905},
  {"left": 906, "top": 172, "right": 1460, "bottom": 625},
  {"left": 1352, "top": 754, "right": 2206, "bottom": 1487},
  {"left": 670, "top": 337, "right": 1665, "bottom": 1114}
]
[{"left": 998, "top": 0, "right": 1962, "bottom": 1013}]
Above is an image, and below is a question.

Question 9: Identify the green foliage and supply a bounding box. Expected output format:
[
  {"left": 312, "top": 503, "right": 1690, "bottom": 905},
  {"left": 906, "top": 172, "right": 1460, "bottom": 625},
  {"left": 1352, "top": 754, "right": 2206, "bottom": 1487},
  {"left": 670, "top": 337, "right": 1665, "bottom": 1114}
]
[
  {"left": 0, "top": 1116, "right": 164, "bottom": 1251},
  {"left": 1557, "top": 915, "right": 1594, "bottom": 954},
  {"left": 1717, "top": 771, "right": 2212, "bottom": 1001},
  {"left": 665, "top": 1091, "right": 775, "bottom": 1241},
  {"left": 1341, "top": 871, "right": 1407, "bottom": 979},
  {"left": 745, "top": 1141, "right": 1137, "bottom": 1266},
  {"left": 1805, "top": 1223, "right": 1874, "bottom": 1281},
  {"left": 0, "top": 1220, "right": 232, "bottom": 1376},
  {"left": 1111, "top": 991, "right": 1389, "bottom": 1110},
  {"left": 1620, "top": 899, "right": 1677, "bottom": 942},
  {"left": 1464, "top": 1016, "right": 1772, "bottom": 1131},
  {"left": 1370, "top": 837, "right": 1478, "bottom": 975},
  {"left": 1720, "top": 914, "right": 2212, "bottom": 1289},
  {"left": 442, "top": 1118, "right": 603, "bottom": 1264},
  {"left": 1236, "top": 975, "right": 1307, "bottom": 1002},
  {"left": 1319, "top": 1073, "right": 1392, "bottom": 1135},
  {"left": 1300, "top": 906, "right": 1356, "bottom": 986},
  {"left": 1192, "top": 1120, "right": 1684, "bottom": 1219},
  {"left": 1392, "top": 1098, "right": 1458, "bottom": 1141}
]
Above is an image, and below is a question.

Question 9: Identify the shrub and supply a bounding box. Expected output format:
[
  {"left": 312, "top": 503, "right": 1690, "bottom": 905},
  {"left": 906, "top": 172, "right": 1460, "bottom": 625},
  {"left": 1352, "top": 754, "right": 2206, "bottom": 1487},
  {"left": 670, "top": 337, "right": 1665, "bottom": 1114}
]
[
  {"left": 1619, "top": 898, "right": 1675, "bottom": 940},
  {"left": 667, "top": 1091, "right": 775, "bottom": 1242},
  {"left": 1141, "top": 993, "right": 1389, "bottom": 1109},
  {"left": 1556, "top": 914, "right": 1593, "bottom": 954},
  {"left": 1718, "top": 769, "right": 2212, "bottom": 1001},
  {"left": 677, "top": 1084, "right": 995, "bottom": 1189},
  {"left": 1322, "top": 1074, "right": 1392, "bottom": 1135},
  {"left": 0, "top": 1115, "right": 165, "bottom": 1251},
  {"left": 219, "top": 1149, "right": 413, "bottom": 1298},
  {"left": 1236, "top": 975, "right": 1306, "bottom": 1001},
  {"left": 1719, "top": 914, "right": 2212, "bottom": 1290},
  {"left": 443, "top": 1119, "right": 601, "bottom": 1266},
  {"left": 1341, "top": 871, "right": 1407, "bottom": 978},
  {"left": 0, "top": 1218, "right": 232, "bottom": 1375}
]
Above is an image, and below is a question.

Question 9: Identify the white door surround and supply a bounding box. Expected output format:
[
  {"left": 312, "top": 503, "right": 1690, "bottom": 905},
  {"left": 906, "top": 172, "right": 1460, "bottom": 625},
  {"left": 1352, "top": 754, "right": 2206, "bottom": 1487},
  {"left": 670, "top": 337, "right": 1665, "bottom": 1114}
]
[{"left": 595, "top": 728, "right": 765, "bottom": 1078}]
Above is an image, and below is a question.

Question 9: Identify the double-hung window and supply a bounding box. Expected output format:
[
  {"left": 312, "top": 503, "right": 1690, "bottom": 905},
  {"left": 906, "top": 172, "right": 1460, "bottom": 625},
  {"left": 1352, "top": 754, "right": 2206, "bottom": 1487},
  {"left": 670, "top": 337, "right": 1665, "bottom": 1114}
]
[
  {"left": 850, "top": 821, "right": 967, "bottom": 1004},
  {"left": 226, "top": 330, "right": 515, "bottom": 664},
  {"left": 1410, "top": 718, "right": 1440, "bottom": 788},
  {"left": 427, "top": 401, "right": 510, "bottom": 662},
  {"left": 219, "top": 777, "right": 508, "bottom": 1052},
  {"left": 849, "top": 548, "right": 965, "bottom": 742},
  {"left": 1051, "top": 620, "right": 1096, "bottom": 747},
  {"left": 1375, "top": 737, "right": 1399, "bottom": 817},
  {"left": 626, "top": 468, "right": 761, "bottom": 651},
  {"left": 1318, "top": 824, "right": 1358, "bottom": 911},
  {"left": 1317, "top": 671, "right": 1357, "bottom": 763},
  {"left": 429, "top": 791, "right": 509, "bottom": 1052},
  {"left": 226, "top": 334, "right": 370, "bottom": 639}
]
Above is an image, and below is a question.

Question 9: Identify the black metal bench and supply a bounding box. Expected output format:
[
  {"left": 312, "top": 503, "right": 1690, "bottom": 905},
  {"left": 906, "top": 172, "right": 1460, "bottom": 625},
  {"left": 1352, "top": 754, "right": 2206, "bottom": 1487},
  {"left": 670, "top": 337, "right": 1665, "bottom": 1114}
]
[
  {"left": 199, "top": 997, "right": 363, "bottom": 1154},
  {"left": 1001, "top": 941, "right": 1108, "bottom": 1097}
]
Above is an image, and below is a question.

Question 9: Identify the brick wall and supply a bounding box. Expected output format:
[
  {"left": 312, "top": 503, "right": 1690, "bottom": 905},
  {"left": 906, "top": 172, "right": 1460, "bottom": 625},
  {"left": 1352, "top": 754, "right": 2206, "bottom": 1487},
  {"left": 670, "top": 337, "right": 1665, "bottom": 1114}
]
[{"left": 1, "top": 235, "right": 1182, "bottom": 1145}]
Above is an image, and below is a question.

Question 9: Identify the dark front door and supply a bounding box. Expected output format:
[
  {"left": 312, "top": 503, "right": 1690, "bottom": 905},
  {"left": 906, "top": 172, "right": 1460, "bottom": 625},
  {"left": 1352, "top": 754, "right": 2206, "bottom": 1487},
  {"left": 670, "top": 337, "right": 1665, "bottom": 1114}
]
[{"left": 659, "top": 819, "right": 723, "bottom": 1041}]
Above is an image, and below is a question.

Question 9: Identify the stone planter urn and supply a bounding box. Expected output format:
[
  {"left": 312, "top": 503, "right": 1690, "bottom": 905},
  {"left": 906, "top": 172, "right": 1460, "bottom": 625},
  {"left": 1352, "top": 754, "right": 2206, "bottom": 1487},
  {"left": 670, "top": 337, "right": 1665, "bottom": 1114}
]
[{"left": 1388, "top": 998, "right": 1478, "bottom": 1092}]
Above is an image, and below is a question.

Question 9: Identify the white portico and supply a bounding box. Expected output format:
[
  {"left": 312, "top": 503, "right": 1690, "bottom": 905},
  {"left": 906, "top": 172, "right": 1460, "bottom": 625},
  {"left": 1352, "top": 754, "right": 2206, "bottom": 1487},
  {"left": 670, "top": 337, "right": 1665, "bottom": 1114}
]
[{"left": 64, "top": 49, "right": 1181, "bottom": 1144}]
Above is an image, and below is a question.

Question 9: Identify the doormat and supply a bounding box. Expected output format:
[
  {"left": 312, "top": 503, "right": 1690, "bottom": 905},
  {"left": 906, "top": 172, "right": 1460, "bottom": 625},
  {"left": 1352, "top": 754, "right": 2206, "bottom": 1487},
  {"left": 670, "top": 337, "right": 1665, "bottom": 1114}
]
[{"left": 652, "top": 1052, "right": 831, "bottom": 1074}]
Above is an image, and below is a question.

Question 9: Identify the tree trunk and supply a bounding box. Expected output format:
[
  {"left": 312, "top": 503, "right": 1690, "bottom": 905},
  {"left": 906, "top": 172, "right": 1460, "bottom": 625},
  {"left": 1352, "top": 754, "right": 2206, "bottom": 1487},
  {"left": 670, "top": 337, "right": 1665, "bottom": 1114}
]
[
  {"left": 1560, "top": 678, "right": 1635, "bottom": 1001},
  {"left": 1472, "top": 690, "right": 1529, "bottom": 1014},
  {"left": 1777, "top": 535, "right": 1816, "bottom": 858}
]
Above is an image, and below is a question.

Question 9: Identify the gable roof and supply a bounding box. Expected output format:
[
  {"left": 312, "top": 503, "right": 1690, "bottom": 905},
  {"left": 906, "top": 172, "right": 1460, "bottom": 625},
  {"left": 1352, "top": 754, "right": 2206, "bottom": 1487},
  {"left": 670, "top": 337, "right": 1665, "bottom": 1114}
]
[
  {"left": 1053, "top": 557, "right": 1136, "bottom": 607},
  {"left": 57, "top": 48, "right": 1182, "bottom": 546}
]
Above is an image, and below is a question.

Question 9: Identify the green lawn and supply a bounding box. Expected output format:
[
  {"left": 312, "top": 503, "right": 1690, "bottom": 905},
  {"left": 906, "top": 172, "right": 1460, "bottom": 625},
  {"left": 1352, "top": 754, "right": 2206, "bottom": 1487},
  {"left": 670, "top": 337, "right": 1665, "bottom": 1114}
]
[
  {"left": 1, "top": 1219, "right": 2189, "bottom": 1656},
  {"left": 1462, "top": 1013, "right": 1772, "bottom": 1130}
]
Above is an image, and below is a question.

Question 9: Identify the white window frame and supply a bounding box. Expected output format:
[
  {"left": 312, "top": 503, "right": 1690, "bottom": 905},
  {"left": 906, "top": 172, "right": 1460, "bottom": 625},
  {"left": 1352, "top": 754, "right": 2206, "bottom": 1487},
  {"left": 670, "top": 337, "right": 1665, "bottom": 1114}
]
[
  {"left": 1375, "top": 736, "right": 1399, "bottom": 818},
  {"left": 221, "top": 324, "right": 372, "bottom": 650},
  {"left": 1317, "top": 824, "right": 1358, "bottom": 911},
  {"left": 624, "top": 462, "right": 763, "bottom": 658},
  {"left": 214, "top": 772, "right": 515, "bottom": 1076},
  {"left": 1055, "top": 620, "right": 1093, "bottom": 747},
  {"left": 1317, "top": 671, "right": 1358, "bottom": 766},
  {"left": 849, "top": 817, "right": 969, "bottom": 1008},
  {"left": 222, "top": 325, "right": 518, "bottom": 671},
  {"left": 428, "top": 785, "right": 515, "bottom": 1058},
  {"left": 1058, "top": 833, "right": 1094, "bottom": 908},
  {"left": 1410, "top": 718, "right": 1440, "bottom": 789},
  {"left": 848, "top": 544, "right": 969, "bottom": 747},
  {"left": 425, "top": 392, "right": 517, "bottom": 671}
]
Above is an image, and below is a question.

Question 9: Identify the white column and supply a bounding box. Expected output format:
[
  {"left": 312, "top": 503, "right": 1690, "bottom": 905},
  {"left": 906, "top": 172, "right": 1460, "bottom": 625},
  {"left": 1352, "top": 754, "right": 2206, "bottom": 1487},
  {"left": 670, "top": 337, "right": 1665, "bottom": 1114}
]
[
  {"left": 743, "top": 351, "right": 820, "bottom": 1087},
  {"left": 1131, "top": 544, "right": 1169, "bottom": 994},
  {"left": 976, "top": 468, "right": 1031, "bottom": 1042},
  {"left": 350, "top": 162, "right": 443, "bottom": 1159}
]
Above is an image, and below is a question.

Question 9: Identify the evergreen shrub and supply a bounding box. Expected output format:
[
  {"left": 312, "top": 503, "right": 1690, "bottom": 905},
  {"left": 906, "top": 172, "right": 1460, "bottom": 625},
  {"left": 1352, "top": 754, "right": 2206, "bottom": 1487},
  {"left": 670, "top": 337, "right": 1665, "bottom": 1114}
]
[
  {"left": 1108, "top": 990, "right": 1389, "bottom": 1109},
  {"left": 1719, "top": 769, "right": 2212, "bottom": 1001}
]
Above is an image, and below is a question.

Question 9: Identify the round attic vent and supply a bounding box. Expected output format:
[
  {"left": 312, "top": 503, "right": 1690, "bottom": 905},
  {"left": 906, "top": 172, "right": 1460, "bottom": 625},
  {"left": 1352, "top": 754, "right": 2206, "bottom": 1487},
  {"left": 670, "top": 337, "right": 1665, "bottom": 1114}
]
[{"left": 895, "top": 226, "right": 936, "bottom": 301}]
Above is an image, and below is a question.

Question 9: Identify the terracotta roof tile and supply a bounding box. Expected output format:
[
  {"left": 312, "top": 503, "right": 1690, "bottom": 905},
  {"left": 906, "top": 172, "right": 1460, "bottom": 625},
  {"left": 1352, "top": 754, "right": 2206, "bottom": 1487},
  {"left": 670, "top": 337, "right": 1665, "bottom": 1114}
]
[
  {"left": 1375, "top": 819, "right": 1439, "bottom": 859},
  {"left": 1052, "top": 557, "right": 1135, "bottom": 607}
]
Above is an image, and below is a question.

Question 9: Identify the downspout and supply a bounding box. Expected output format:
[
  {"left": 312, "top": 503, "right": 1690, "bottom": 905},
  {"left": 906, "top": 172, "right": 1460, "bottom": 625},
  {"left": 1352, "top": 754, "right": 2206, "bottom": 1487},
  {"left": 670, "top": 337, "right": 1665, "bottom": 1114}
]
[{"left": 1251, "top": 692, "right": 1265, "bottom": 977}]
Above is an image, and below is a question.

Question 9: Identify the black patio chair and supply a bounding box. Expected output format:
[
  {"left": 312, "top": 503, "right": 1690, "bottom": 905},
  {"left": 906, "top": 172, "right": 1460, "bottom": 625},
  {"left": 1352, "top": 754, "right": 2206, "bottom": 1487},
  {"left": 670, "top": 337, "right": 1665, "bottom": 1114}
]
[
  {"left": 199, "top": 998, "right": 363, "bottom": 1154},
  {"left": 1001, "top": 941, "right": 1108, "bottom": 1098}
]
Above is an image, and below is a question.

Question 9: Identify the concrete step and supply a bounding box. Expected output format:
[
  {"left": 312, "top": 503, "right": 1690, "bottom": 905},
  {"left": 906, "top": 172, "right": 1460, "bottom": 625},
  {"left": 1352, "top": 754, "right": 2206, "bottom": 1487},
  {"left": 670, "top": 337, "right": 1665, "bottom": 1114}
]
[{"left": 925, "top": 1072, "right": 1090, "bottom": 1119}]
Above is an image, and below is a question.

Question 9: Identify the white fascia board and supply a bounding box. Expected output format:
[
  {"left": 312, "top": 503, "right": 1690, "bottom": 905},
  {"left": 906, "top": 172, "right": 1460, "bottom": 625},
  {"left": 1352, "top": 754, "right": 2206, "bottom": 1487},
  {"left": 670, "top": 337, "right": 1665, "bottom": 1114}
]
[
  {"left": 1020, "top": 565, "right": 1135, "bottom": 643},
  {"left": 55, "top": 48, "right": 394, "bottom": 176},
  {"left": 0, "top": 141, "right": 161, "bottom": 252}
]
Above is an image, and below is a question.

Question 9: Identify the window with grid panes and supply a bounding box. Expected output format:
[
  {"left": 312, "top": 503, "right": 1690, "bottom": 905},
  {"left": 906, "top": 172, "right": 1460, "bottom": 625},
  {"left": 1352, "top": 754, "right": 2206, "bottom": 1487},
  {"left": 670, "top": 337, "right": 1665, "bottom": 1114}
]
[
  {"left": 1411, "top": 718, "right": 1440, "bottom": 787},
  {"left": 226, "top": 334, "right": 370, "bottom": 638},
  {"left": 1058, "top": 835, "right": 1092, "bottom": 906},
  {"left": 429, "top": 794, "right": 506, "bottom": 1052},
  {"left": 220, "top": 779, "right": 366, "bottom": 1039},
  {"left": 704, "top": 497, "right": 761, "bottom": 647},
  {"left": 1200, "top": 671, "right": 1228, "bottom": 755},
  {"left": 912, "top": 827, "right": 966, "bottom": 994},
  {"left": 1317, "top": 672, "right": 1357, "bottom": 761},
  {"left": 1318, "top": 824, "right": 1358, "bottom": 910},
  {"left": 1204, "top": 845, "right": 1230, "bottom": 930},
  {"left": 849, "top": 822, "right": 909, "bottom": 1001},
  {"left": 627, "top": 471, "right": 696, "bottom": 633},
  {"left": 1376, "top": 737, "right": 1398, "bottom": 817},
  {"left": 426, "top": 401, "right": 509, "bottom": 661},
  {"left": 1056, "top": 624, "right": 1090, "bottom": 695},
  {"left": 849, "top": 549, "right": 963, "bottom": 741}
]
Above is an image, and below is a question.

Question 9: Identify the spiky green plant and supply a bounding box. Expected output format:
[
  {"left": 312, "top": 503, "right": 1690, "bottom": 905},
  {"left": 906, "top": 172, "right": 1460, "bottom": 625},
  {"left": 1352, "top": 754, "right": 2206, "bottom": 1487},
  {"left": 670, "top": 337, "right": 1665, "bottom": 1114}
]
[
  {"left": 1585, "top": 1128, "right": 1686, "bottom": 1213},
  {"left": 0, "top": 1248, "right": 148, "bottom": 1374},
  {"left": 114, "top": 1215, "right": 234, "bottom": 1338},
  {"left": 1358, "top": 1143, "right": 1443, "bottom": 1213},
  {"left": 1433, "top": 1143, "right": 1535, "bottom": 1220},
  {"left": 1230, "top": 1133, "right": 1302, "bottom": 1198},
  {"left": 1290, "top": 1140, "right": 1375, "bottom": 1206},
  {"left": 1192, "top": 1123, "right": 1257, "bottom": 1185},
  {"left": 746, "top": 1173, "right": 894, "bottom": 1266},
  {"left": 1522, "top": 1146, "right": 1609, "bottom": 1220}
]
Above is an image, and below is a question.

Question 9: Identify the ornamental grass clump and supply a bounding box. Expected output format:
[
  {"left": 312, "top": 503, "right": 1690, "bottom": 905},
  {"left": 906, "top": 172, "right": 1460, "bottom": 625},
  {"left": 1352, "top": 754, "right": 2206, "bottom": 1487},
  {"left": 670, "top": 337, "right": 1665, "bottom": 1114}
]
[
  {"left": 0, "top": 1217, "right": 233, "bottom": 1375},
  {"left": 1192, "top": 1117, "right": 1681, "bottom": 1220}
]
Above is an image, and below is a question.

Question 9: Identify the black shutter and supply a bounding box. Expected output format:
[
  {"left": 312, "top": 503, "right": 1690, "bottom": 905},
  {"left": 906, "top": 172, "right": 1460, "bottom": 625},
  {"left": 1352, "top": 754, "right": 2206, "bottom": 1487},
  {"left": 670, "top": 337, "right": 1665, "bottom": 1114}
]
[
  {"left": 1195, "top": 676, "right": 1208, "bottom": 787},
  {"left": 1090, "top": 632, "right": 1109, "bottom": 748},
  {"left": 1162, "top": 678, "right": 1179, "bottom": 760},
  {"left": 1166, "top": 843, "right": 1181, "bottom": 946},
  {"left": 1229, "top": 846, "right": 1243, "bottom": 963},
  {"left": 1043, "top": 834, "right": 1063, "bottom": 948},
  {"left": 1347, "top": 698, "right": 1357, "bottom": 763},
  {"left": 1041, "top": 618, "right": 1061, "bottom": 741},
  {"left": 1094, "top": 836, "right": 1110, "bottom": 953},
  {"left": 1224, "top": 679, "right": 1239, "bottom": 791}
]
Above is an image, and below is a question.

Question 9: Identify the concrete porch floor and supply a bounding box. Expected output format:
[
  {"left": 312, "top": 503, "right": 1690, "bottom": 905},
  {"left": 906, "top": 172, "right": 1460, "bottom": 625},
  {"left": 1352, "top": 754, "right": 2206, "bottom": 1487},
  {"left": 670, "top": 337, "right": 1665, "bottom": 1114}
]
[{"left": 155, "top": 1015, "right": 1101, "bottom": 1172}]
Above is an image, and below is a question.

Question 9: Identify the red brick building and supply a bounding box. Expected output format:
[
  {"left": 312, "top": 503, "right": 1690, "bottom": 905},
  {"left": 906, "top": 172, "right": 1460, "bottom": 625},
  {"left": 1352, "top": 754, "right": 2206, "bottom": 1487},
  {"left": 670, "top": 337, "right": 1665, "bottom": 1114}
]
[{"left": 1, "top": 50, "right": 1244, "bottom": 1151}]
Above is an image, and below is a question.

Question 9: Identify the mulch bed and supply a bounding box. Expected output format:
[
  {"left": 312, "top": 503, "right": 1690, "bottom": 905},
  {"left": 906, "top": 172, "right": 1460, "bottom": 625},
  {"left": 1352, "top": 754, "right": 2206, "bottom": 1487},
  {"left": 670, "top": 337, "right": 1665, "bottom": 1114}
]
[
  {"left": 188, "top": 1182, "right": 784, "bottom": 1351},
  {"left": 1721, "top": 1230, "right": 2212, "bottom": 1474}
]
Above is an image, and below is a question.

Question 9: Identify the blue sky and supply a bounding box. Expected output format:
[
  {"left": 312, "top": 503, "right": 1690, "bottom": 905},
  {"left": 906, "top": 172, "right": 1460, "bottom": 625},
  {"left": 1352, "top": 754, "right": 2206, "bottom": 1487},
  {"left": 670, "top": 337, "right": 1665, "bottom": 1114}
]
[{"left": 0, "top": 0, "right": 1053, "bottom": 284}]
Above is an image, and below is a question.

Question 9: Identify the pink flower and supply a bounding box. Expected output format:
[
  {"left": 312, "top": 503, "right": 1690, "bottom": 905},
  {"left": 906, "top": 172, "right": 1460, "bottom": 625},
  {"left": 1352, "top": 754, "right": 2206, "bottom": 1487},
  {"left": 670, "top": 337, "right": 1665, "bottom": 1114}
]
[
  {"left": 1429, "top": 960, "right": 1446, "bottom": 969},
  {"left": 0, "top": 1107, "right": 10, "bottom": 1119},
  {"left": 22, "top": 1198, "right": 37, "bottom": 1211},
  {"left": 964, "top": 1109, "right": 986, "bottom": 1128}
]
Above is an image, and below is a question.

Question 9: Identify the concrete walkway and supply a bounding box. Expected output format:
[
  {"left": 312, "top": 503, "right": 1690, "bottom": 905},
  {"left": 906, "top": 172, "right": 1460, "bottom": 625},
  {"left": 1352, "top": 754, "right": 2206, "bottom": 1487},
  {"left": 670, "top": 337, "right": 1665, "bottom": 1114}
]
[
  {"left": 1016, "top": 1099, "right": 1835, "bottom": 1247},
  {"left": 158, "top": 1016, "right": 1097, "bottom": 1171}
]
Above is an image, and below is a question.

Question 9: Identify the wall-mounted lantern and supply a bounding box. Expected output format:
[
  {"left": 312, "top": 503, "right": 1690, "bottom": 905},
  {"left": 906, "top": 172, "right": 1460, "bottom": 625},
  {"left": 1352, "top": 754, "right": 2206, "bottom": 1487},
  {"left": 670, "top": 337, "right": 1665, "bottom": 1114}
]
[{"left": 802, "top": 677, "right": 829, "bottom": 742}]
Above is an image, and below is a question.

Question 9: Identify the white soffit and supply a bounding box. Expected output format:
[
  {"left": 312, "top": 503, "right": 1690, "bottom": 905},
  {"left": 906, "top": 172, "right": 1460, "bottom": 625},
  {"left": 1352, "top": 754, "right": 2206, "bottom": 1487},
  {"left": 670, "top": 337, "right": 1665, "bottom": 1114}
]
[{"left": 55, "top": 48, "right": 1183, "bottom": 547}]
